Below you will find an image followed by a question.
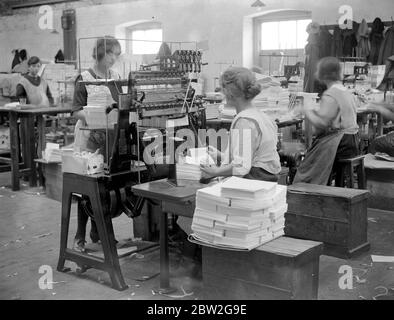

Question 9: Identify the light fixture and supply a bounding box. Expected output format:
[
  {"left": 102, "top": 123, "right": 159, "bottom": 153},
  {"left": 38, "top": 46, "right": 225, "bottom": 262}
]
[{"left": 251, "top": 0, "right": 266, "bottom": 7}]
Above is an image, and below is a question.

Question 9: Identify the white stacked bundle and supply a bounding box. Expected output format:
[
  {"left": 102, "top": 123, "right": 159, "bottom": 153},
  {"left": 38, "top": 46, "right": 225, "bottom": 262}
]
[
  {"left": 205, "top": 103, "right": 221, "bottom": 120},
  {"left": 43, "top": 142, "right": 62, "bottom": 162},
  {"left": 254, "top": 87, "right": 290, "bottom": 111},
  {"left": 43, "top": 63, "right": 78, "bottom": 102},
  {"left": 176, "top": 148, "right": 215, "bottom": 180},
  {"left": 191, "top": 177, "right": 287, "bottom": 250}
]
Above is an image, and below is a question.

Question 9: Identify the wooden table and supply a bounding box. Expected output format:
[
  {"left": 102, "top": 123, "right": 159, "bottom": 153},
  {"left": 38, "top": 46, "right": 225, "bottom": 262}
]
[
  {"left": 206, "top": 117, "right": 303, "bottom": 130},
  {"left": 0, "top": 105, "right": 72, "bottom": 190},
  {"left": 132, "top": 179, "right": 205, "bottom": 293}
]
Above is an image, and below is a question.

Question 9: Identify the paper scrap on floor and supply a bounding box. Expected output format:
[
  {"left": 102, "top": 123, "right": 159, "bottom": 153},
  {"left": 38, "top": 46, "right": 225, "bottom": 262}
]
[{"left": 371, "top": 255, "right": 394, "bottom": 263}]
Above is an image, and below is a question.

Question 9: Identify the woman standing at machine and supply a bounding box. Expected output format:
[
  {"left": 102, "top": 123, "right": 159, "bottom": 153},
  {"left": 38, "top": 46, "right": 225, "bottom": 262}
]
[
  {"left": 200, "top": 66, "right": 281, "bottom": 182},
  {"left": 294, "top": 56, "right": 360, "bottom": 185},
  {"left": 72, "top": 36, "right": 122, "bottom": 252}
]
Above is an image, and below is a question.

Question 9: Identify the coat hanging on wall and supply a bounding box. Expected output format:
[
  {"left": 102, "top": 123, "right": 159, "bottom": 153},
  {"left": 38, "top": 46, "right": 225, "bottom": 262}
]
[
  {"left": 369, "top": 18, "right": 385, "bottom": 65},
  {"left": 356, "top": 19, "right": 370, "bottom": 58},
  {"left": 303, "top": 23, "right": 320, "bottom": 93},
  {"left": 378, "top": 26, "right": 394, "bottom": 65}
]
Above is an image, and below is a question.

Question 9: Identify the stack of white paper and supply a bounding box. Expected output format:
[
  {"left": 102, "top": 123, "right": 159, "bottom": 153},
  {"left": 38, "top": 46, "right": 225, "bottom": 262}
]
[
  {"left": 191, "top": 178, "right": 287, "bottom": 250},
  {"left": 205, "top": 103, "right": 221, "bottom": 119},
  {"left": 176, "top": 148, "right": 215, "bottom": 180},
  {"left": 43, "top": 143, "right": 62, "bottom": 162}
]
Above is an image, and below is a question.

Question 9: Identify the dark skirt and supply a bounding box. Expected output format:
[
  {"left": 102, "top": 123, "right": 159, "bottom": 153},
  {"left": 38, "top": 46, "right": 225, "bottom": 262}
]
[{"left": 244, "top": 167, "right": 279, "bottom": 182}]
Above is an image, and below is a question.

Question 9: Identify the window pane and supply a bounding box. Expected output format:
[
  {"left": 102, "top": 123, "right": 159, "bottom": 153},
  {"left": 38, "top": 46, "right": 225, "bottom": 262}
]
[
  {"left": 261, "top": 19, "right": 311, "bottom": 50},
  {"left": 261, "top": 22, "right": 279, "bottom": 50},
  {"left": 132, "top": 29, "right": 162, "bottom": 54},
  {"left": 278, "top": 20, "right": 297, "bottom": 50}
]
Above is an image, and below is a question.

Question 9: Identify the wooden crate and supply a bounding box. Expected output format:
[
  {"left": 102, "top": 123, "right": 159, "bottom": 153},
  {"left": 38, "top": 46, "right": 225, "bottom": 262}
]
[
  {"left": 365, "top": 168, "right": 394, "bottom": 211},
  {"left": 43, "top": 162, "right": 63, "bottom": 202},
  {"left": 202, "top": 237, "right": 323, "bottom": 300},
  {"left": 285, "top": 183, "right": 370, "bottom": 259}
]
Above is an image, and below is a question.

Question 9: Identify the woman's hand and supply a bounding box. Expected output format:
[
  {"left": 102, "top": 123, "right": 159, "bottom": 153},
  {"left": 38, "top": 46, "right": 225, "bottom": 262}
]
[
  {"left": 200, "top": 164, "right": 218, "bottom": 179},
  {"left": 367, "top": 103, "right": 383, "bottom": 113},
  {"left": 207, "top": 146, "right": 222, "bottom": 163}
]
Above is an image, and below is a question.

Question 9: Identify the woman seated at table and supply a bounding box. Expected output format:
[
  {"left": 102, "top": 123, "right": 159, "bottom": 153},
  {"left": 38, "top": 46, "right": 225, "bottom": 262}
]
[
  {"left": 294, "top": 56, "right": 360, "bottom": 185},
  {"left": 200, "top": 66, "right": 281, "bottom": 182},
  {"left": 15, "top": 56, "right": 54, "bottom": 107}
]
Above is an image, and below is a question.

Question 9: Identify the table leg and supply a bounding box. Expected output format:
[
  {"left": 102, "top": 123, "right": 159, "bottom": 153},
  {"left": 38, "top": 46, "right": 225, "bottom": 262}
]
[
  {"left": 9, "top": 112, "right": 20, "bottom": 191},
  {"left": 376, "top": 113, "right": 383, "bottom": 137},
  {"left": 37, "top": 115, "right": 46, "bottom": 159},
  {"left": 153, "top": 209, "right": 176, "bottom": 294},
  {"left": 22, "top": 115, "right": 37, "bottom": 187}
]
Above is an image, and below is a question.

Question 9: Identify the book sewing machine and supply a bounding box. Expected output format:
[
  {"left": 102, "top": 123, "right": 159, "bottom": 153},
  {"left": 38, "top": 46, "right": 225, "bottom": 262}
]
[{"left": 74, "top": 48, "right": 206, "bottom": 219}]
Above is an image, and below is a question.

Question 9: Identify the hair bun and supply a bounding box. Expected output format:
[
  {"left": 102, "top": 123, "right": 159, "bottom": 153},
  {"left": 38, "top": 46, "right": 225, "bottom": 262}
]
[{"left": 245, "top": 82, "right": 261, "bottom": 100}]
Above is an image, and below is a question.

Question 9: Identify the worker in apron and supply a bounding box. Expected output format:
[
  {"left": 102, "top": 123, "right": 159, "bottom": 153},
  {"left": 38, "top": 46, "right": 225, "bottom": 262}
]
[
  {"left": 15, "top": 56, "right": 54, "bottom": 107},
  {"left": 294, "top": 56, "right": 360, "bottom": 185},
  {"left": 71, "top": 36, "right": 122, "bottom": 252}
]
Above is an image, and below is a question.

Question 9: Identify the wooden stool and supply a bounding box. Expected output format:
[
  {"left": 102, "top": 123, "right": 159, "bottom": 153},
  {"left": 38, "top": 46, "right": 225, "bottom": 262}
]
[
  {"left": 336, "top": 155, "right": 366, "bottom": 189},
  {"left": 202, "top": 237, "right": 323, "bottom": 300}
]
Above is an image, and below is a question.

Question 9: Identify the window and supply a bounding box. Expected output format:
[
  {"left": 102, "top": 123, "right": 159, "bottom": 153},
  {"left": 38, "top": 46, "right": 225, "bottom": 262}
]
[
  {"left": 260, "top": 19, "right": 311, "bottom": 50},
  {"left": 130, "top": 28, "right": 162, "bottom": 54}
]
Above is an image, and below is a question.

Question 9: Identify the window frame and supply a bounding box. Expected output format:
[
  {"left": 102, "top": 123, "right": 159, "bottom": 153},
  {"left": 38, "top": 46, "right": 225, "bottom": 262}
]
[
  {"left": 126, "top": 22, "right": 163, "bottom": 55},
  {"left": 253, "top": 11, "right": 312, "bottom": 67}
]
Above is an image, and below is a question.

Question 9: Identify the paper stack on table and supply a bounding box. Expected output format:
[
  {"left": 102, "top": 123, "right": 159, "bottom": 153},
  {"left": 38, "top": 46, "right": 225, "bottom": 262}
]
[
  {"left": 176, "top": 147, "right": 215, "bottom": 180},
  {"left": 42, "top": 143, "right": 62, "bottom": 162},
  {"left": 205, "top": 103, "right": 221, "bottom": 120},
  {"left": 191, "top": 177, "right": 288, "bottom": 250}
]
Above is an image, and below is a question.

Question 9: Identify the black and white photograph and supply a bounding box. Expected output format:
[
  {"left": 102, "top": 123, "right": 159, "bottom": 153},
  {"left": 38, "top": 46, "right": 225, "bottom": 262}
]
[{"left": 0, "top": 0, "right": 394, "bottom": 306}]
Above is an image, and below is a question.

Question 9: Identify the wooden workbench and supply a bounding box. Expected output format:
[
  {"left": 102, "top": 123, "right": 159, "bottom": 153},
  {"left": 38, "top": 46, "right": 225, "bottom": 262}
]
[{"left": 0, "top": 105, "right": 72, "bottom": 190}]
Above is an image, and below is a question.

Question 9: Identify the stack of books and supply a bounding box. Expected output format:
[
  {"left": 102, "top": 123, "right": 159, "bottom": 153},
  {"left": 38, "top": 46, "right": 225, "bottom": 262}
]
[
  {"left": 205, "top": 103, "right": 221, "bottom": 119},
  {"left": 42, "top": 143, "right": 62, "bottom": 162},
  {"left": 191, "top": 177, "right": 287, "bottom": 250},
  {"left": 176, "top": 148, "right": 215, "bottom": 180}
]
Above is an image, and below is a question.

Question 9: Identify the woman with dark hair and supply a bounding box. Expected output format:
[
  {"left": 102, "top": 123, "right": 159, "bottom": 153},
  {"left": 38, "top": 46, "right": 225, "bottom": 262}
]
[
  {"left": 294, "top": 56, "right": 359, "bottom": 185},
  {"left": 200, "top": 66, "right": 281, "bottom": 181},
  {"left": 15, "top": 56, "right": 54, "bottom": 107},
  {"left": 72, "top": 36, "right": 122, "bottom": 252},
  {"left": 12, "top": 49, "right": 29, "bottom": 74}
]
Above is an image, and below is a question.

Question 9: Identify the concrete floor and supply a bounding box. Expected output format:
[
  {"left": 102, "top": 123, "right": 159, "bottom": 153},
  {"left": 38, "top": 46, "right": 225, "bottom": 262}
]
[{"left": 0, "top": 171, "right": 393, "bottom": 300}]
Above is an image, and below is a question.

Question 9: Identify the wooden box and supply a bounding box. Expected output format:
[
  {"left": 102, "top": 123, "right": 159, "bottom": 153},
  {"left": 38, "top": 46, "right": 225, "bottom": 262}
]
[
  {"left": 202, "top": 237, "right": 323, "bottom": 300},
  {"left": 285, "top": 183, "right": 370, "bottom": 259},
  {"left": 365, "top": 168, "right": 394, "bottom": 211},
  {"left": 43, "top": 162, "right": 63, "bottom": 202}
]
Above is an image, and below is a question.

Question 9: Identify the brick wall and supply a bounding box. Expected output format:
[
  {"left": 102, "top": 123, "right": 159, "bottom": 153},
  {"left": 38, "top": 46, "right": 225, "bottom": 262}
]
[{"left": 1, "top": 0, "right": 394, "bottom": 91}]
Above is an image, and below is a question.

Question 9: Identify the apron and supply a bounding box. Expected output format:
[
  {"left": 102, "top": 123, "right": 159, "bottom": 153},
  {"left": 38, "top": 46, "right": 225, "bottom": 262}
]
[
  {"left": 293, "top": 130, "right": 345, "bottom": 185},
  {"left": 73, "top": 70, "right": 118, "bottom": 153},
  {"left": 18, "top": 76, "right": 50, "bottom": 107}
]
